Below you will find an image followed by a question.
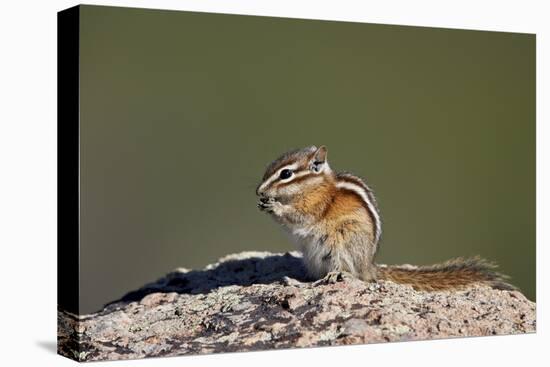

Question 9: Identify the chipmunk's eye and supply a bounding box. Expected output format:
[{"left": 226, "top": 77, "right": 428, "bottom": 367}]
[{"left": 279, "top": 169, "right": 293, "bottom": 180}]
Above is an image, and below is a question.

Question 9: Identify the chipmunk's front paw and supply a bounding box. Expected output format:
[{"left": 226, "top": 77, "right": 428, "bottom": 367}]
[
  {"left": 258, "top": 196, "right": 275, "bottom": 211},
  {"left": 257, "top": 197, "right": 285, "bottom": 215},
  {"left": 314, "top": 271, "right": 353, "bottom": 286}
]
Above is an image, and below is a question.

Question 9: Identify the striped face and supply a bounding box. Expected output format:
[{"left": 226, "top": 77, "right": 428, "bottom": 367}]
[
  {"left": 257, "top": 145, "right": 382, "bottom": 247},
  {"left": 256, "top": 146, "right": 331, "bottom": 202}
]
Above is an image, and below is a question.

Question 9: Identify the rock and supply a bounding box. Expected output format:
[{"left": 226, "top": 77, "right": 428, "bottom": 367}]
[{"left": 57, "top": 251, "right": 536, "bottom": 362}]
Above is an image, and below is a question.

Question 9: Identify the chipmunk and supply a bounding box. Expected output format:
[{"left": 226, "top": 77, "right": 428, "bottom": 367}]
[{"left": 256, "top": 145, "right": 516, "bottom": 291}]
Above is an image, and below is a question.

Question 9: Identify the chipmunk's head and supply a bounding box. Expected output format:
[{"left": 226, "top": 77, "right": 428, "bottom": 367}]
[{"left": 256, "top": 145, "right": 333, "bottom": 203}]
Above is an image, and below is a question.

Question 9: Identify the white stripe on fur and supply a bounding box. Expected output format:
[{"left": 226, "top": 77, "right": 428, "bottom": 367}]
[
  {"left": 335, "top": 180, "right": 381, "bottom": 244},
  {"left": 258, "top": 163, "right": 299, "bottom": 192}
]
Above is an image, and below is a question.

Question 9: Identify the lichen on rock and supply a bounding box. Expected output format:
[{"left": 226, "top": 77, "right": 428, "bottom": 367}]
[{"left": 57, "top": 251, "right": 536, "bottom": 362}]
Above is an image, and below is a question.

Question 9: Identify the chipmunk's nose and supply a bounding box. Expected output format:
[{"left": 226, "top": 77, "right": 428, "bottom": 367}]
[{"left": 256, "top": 183, "right": 266, "bottom": 196}]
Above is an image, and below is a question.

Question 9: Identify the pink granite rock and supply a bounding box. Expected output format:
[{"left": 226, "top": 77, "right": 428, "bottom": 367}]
[{"left": 58, "top": 251, "right": 536, "bottom": 362}]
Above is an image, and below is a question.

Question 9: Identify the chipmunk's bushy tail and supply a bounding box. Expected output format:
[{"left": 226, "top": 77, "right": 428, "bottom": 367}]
[{"left": 377, "top": 256, "right": 517, "bottom": 291}]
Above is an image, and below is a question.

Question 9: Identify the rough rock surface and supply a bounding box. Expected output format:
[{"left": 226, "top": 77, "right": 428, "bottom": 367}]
[{"left": 58, "top": 251, "right": 536, "bottom": 362}]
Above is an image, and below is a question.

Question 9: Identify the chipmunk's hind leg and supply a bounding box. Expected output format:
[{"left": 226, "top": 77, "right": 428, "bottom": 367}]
[
  {"left": 313, "top": 238, "right": 377, "bottom": 285},
  {"left": 313, "top": 270, "right": 353, "bottom": 285}
]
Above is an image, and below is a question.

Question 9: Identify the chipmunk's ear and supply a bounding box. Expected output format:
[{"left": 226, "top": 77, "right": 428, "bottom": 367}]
[{"left": 310, "top": 145, "right": 328, "bottom": 173}]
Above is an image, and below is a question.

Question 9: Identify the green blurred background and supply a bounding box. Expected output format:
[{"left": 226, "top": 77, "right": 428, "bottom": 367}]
[{"left": 79, "top": 5, "right": 535, "bottom": 314}]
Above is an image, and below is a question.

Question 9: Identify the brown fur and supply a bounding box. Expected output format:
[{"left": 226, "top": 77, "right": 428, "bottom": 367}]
[
  {"left": 337, "top": 173, "right": 379, "bottom": 211},
  {"left": 292, "top": 180, "right": 335, "bottom": 218},
  {"left": 320, "top": 188, "right": 376, "bottom": 244},
  {"left": 333, "top": 187, "right": 377, "bottom": 243}
]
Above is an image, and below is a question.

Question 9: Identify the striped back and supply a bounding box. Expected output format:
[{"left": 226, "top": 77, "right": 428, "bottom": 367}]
[{"left": 336, "top": 173, "right": 382, "bottom": 246}]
